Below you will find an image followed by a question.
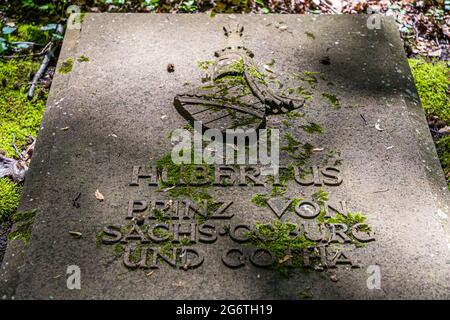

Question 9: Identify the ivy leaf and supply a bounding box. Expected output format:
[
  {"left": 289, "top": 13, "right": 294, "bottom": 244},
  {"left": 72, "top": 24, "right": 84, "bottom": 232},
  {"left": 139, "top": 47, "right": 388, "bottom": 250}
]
[
  {"left": 0, "top": 39, "right": 9, "bottom": 54},
  {"left": 13, "top": 42, "right": 33, "bottom": 50},
  {"left": 2, "top": 25, "right": 16, "bottom": 35},
  {"left": 52, "top": 33, "right": 64, "bottom": 41},
  {"left": 41, "top": 23, "right": 57, "bottom": 31}
]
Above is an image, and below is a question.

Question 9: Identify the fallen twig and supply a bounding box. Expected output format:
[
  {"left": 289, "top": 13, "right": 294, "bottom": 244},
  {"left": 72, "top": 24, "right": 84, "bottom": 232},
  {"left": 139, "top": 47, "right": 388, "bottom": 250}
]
[
  {"left": 27, "top": 43, "right": 53, "bottom": 99},
  {"left": 27, "top": 24, "right": 64, "bottom": 99},
  {"left": 0, "top": 41, "right": 49, "bottom": 60},
  {"left": 373, "top": 188, "right": 389, "bottom": 194}
]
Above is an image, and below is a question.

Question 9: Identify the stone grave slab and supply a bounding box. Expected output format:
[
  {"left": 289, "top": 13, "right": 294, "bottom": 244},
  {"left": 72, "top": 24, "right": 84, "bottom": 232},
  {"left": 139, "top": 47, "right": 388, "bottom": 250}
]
[{"left": 1, "top": 13, "right": 450, "bottom": 299}]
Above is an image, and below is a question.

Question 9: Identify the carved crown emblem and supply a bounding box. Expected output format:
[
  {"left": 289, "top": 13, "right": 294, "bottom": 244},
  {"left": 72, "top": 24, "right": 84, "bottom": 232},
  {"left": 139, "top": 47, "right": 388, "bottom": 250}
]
[{"left": 174, "top": 25, "right": 304, "bottom": 134}]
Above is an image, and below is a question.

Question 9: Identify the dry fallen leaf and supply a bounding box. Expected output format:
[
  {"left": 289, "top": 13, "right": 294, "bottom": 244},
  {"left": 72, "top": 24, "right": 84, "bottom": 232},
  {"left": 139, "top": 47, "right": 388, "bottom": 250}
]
[
  {"left": 146, "top": 271, "right": 154, "bottom": 277},
  {"left": 374, "top": 120, "right": 384, "bottom": 132},
  {"left": 438, "top": 126, "right": 450, "bottom": 134},
  {"left": 330, "top": 274, "right": 338, "bottom": 282},
  {"left": 263, "top": 64, "right": 274, "bottom": 73},
  {"left": 279, "top": 255, "right": 293, "bottom": 264},
  {"left": 95, "top": 189, "right": 104, "bottom": 201},
  {"left": 163, "top": 186, "right": 176, "bottom": 192},
  {"left": 69, "top": 231, "right": 82, "bottom": 238},
  {"left": 61, "top": 126, "right": 70, "bottom": 131}
]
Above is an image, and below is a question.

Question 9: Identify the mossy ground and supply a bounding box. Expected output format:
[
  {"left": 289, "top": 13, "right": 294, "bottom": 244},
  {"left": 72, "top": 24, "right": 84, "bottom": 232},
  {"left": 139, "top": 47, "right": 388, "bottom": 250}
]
[
  {"left": 408, "top": 58, "right": 450, "bottom": 187},
  {"left": 0, "top": 178, "right": 21, "bottom": 221},
  {"left": 409, "top": 58, "right": 450, "bottom": 123},
  {"left": 0, "top": 24, "right": 48, "bottom": 225},
  {"left": 437, "top": 136, "right": 450, "bottom": 186},
  {"left": 7, "top": 24, "right": 52, "bottom": 45},
  {"left": 0, "top": 58, "right": 47, "bottom": 157}
]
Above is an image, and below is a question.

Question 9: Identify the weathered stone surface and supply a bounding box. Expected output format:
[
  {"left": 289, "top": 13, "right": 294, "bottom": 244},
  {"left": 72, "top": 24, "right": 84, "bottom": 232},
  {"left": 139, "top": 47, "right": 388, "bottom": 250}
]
[{"left": 1, "top": 13, "right": 450, "bottom": 299}]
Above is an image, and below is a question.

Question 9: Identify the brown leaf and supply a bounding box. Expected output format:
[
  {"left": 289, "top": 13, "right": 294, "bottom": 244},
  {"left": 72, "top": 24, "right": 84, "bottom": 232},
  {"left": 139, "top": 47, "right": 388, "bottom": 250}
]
[
  {"left": 279, "top": 255, "right": 293, "bottom": 264},
  {"left": 95, "top": 189, "right": 104, "bottom": 201},
  {"left": 69, "top": 231, "right": 82, "bottom": 238},
  {"left": 438, "top": 126, "right": 450, "bottom": 134}
]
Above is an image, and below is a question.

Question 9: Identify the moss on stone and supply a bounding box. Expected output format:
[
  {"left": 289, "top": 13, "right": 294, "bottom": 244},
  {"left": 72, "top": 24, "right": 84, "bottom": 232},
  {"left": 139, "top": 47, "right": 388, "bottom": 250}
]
[
  {"left": 323, "top": 212, "right": 368, "bottom": 227},
  {"left": 282, "top": 133, "right": 314, "bottom": 165},
  {"left": 300, "top": 122, "right": 323, "bottom": 134},
  {"left": 322, "top": 92, "right": 340, "bottom": 108},
  {"left": 197, "top": 60, "right": 216, "bottom": 72},
  {"left": 58, "top": 58, "right": 73, "bottom": 74},
  {"left": 285, "top": 110, "right": 305, "bottom": 119},
  {"left": 251, "top": 193, "right": 269, "bottom": 207},
  {"left": 7, "top": 208, "right": 37, "bottom": 244},
  {"left": 247, "top": 221, "right": 316, "bottom": 275},
  {"left": 409, "top": 58, "right": 450, "bottom": 122},
  {"left": 77, "top": 55, "right": 89, "bottom": 63},
  {"left": 311, "top": 189, "right": 329, "bottom": 206},
  {"left": 0, "top": 178, "right": 22, "bottom": 222}
]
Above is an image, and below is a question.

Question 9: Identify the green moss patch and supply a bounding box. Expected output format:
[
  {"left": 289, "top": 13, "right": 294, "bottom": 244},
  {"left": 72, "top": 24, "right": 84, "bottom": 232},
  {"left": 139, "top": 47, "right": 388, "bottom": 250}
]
[
  {"left": 58, "top": 58, "right": 73, "bottom": 74},
  {"left": 322, "top": 92, "right": 340, "bottom": 108},
  {"left": 0, "top": 58, "right": 46, "bottom": 157},
  {"left": 77, "top": 55, "right": 89, "bottom": 63},
  {"left": 0, "top": 178, "right": 22, "bottom": 222},
  {"left": 251, "top": 193, "right": 269, "bottom": 207},
  {"left": 7, "top": 208, "right": 37, "bottom": 244},
  {"left": 7, "top": 24, "right": 52, "bottom": 45},
  {"left": 409, "top": 58, "right": 450, "bottom": 122},
  {"left": 247, "top": 221, "right": 316, "bottom": 275}
]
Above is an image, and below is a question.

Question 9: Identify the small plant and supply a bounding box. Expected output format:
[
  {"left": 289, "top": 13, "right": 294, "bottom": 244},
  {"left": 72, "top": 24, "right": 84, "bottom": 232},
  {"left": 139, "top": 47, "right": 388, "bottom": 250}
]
[
  {"left": 255, "top": 0, "right": 270, "bottom": 13},
  {"left": 179, "top": 0, "right": 197, "bottom": 13},
  {"left": 144, "top": 0, "right": 160, "bottom": 11}
]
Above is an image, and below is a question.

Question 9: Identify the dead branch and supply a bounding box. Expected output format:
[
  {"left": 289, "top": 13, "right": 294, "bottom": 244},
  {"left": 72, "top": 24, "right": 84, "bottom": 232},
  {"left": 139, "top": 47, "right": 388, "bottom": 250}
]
[
  {"left": 27, "top": 24, "right": 64, "bottom": 99},
  {"left": 27, "top": 43, "right": 54, "bottom": 99}
]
